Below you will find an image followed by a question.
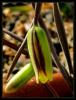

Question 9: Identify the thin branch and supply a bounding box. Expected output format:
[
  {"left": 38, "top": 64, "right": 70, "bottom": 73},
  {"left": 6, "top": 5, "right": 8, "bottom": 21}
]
[
  {"left": 3, "top": 28, "right": 23, "bottom": 42},
  {"left": 6, "top": 34, "right": 27, "bottom": 80},
  {"left": 3, "top": 38, "right": 28, "bottom": 56},
  {"left": 53, "top": 3, "right": 73, "bottom": 74}
]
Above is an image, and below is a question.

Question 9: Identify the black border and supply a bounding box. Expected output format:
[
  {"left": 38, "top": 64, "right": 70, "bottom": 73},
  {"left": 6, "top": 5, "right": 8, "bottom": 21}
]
[
  {"left": 0, "top": 0, "right": 75, "bottom": 99},
  {"left": 0, "top": 0, "right": 2, "bottom": 98}
]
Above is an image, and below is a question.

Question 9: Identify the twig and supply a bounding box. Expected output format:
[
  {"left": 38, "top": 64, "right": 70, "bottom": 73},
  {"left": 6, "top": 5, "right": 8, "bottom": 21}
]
[
  {"left": 6, "top": 34, "right": 27, "bottom": 80},
  {"left": 53, "top": 3, "right": 73, "bottom": 74},
  {"left": 3, "top": 28, "right": 23, "bottom": 42},
  {"left": 3, "top": 38, "right": 28, "bottom": 56}
]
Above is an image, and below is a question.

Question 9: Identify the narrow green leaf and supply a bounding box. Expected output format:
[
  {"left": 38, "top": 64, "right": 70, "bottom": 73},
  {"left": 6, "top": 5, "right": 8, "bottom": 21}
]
[{"left": 5, "top": 63, "right": 34, "bottom": 93}]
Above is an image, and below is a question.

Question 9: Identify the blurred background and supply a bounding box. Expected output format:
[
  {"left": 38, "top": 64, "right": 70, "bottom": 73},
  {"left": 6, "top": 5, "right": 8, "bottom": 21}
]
[{"left": 2, "top": 2, "right": 74, "bottom": 85}]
